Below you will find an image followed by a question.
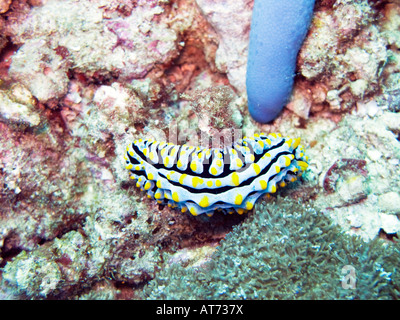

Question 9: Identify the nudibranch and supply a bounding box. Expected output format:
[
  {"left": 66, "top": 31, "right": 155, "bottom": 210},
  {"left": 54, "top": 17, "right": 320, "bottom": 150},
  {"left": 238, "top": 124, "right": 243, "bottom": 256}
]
[{"left": 124, "top": 133, "right": 308, "bottom": 216}]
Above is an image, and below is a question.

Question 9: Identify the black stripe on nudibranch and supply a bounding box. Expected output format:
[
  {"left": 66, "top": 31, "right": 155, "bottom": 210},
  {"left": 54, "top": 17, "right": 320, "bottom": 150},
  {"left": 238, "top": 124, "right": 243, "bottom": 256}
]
[{"left": 124, "top": 133, "right": 309, "bottom": 216}]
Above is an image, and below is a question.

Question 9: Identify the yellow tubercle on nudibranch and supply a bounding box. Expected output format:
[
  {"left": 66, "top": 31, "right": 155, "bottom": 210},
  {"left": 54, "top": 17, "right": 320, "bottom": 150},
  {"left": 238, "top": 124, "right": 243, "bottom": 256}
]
[{"left": 124, "top": 133, "right": 309, "bottom": 216}]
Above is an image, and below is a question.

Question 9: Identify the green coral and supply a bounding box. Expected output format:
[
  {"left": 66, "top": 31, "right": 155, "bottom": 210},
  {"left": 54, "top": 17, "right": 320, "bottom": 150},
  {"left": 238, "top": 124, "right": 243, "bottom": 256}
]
[{"left": 142, "top": 197, "right": 400, "bottom": 299}]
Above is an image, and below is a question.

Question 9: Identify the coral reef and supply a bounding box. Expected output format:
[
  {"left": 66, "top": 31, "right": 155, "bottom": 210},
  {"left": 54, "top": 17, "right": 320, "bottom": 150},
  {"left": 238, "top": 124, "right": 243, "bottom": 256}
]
[
  {"left": 9, "top": 39, "right": 71, "bottom": 102},
  {"left": 143, "top": 197, "right": 400, "bottom": 299},
  {"left": 181, "top": 86, "right": 243, "bottom": 133},
  {"left": 195, "top": 0, "right": 252, "bottom": 93},
  {"left": 295, "top": 0, "right": 389, "bottom": 120},
  {"left": 0, "top": 84, "right": 40, "bottom": 128},
  {"left": 0, "top": 0, "right": 399, "bottom": 300},
  {"left": 6, "top": 0, "right": 179, "bottom": 81},
  {"left": 1, "top": 170, "right": 247, "bottom": 299},
  {"left": 0, "top": 114, "right": 89, "bottom": 252},
  {"left": 124, "top": 133, "right": 308, "bottom": 216},
  {"left": 305, "top": 111, "right": 400, "bottom": 241}
]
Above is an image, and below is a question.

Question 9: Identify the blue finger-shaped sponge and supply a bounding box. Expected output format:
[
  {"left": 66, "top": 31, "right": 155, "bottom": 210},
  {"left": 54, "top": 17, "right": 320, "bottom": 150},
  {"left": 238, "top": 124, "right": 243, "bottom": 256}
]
[{"left": 246, "top": 0, "right": 315, "bottom": 123}]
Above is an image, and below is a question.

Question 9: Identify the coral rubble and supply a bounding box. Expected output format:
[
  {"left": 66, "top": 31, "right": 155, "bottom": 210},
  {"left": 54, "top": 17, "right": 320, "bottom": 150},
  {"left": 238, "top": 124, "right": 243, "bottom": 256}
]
[{"left": 0, "top": 0, "right": 399, "bottom": 300}]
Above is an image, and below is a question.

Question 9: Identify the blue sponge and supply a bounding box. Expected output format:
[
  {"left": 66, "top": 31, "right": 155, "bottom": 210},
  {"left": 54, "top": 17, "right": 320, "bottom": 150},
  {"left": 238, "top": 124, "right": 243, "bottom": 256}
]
[{"left": 246, "top": 0, "right": 315, "bottom": 123}]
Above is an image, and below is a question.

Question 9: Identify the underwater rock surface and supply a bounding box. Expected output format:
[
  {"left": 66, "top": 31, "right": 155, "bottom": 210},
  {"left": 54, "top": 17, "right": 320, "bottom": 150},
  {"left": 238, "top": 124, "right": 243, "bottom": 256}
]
[{"left": 0, "top": 0, "right": 400, "bottom": 299}]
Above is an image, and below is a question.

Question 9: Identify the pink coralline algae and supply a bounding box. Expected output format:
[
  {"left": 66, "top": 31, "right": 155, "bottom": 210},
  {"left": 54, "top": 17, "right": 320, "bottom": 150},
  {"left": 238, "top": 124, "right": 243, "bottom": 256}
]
[
  {"left": 6, "top": 0, "right": 179, "bottom": 82},
  {"left": 323, "top": 158, "right": 368, "bottom": 194},
  {"left": 0, "top": 0, "right": 400, "bottom": 300},
  {"left": 9, "top": 39, "right": 71, "bottom": 102},
  {"left": 0, "top": 120, "right": 89, "bottom": 251}
]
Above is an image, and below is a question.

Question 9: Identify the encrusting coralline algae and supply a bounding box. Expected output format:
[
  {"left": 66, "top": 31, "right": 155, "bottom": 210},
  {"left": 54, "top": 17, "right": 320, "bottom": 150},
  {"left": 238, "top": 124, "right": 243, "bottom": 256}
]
[{"left": 0, "top": 0, "right": 400, "bottom": 299}]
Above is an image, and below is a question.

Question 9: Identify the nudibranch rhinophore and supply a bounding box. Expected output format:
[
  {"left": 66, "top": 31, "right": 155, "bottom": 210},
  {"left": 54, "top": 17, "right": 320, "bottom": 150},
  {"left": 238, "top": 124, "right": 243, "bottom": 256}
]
[{"left": 124, "top": 133, "right": 308, "bottom": 216}]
